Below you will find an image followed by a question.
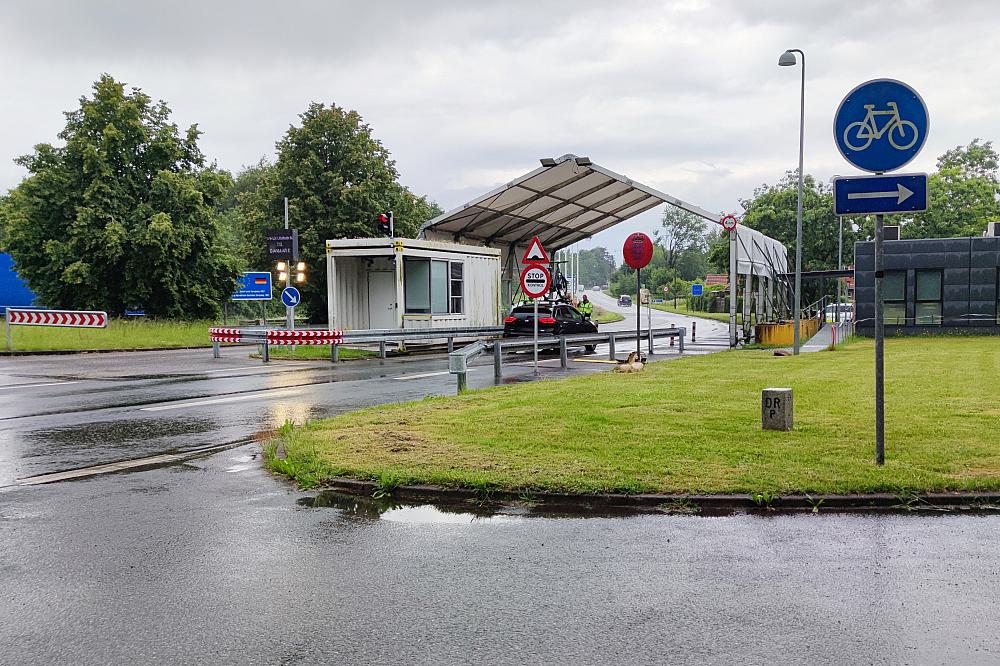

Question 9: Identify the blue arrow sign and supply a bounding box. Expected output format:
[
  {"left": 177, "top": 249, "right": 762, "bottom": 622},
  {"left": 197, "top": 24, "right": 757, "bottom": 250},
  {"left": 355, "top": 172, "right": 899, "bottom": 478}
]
[
  {"left": 834, "top": 79, "right": 928, "bottom": 173},
  {"left": 280, "top": 286, "right": 301, "bottom": 308},
  {"left": 232, "top": 271, "right": 272, "bottom": 301},
  {"left": 833, "top": 173, "right": 928, "bottom": 216}
]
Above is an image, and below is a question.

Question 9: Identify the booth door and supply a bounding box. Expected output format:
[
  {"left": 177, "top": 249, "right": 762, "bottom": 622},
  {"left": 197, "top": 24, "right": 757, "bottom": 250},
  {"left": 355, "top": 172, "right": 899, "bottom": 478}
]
[{"left": 367, "top": 270, "right": 397, "bottom": 330}]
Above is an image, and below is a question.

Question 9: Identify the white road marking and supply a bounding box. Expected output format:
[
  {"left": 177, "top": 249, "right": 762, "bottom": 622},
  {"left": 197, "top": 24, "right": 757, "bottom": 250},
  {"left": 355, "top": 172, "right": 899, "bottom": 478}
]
[
  {"left": 395, "top": 371, "right": 452, "bottom": 380},
  {"left": 203, "top": 363, "right": 311, "bottom": 374},
  {"left": 0, "top": 381, "right": 79, "bottom": 391},
  {"left": 140, "top": 387, "right": 303, "bottom": 412}
]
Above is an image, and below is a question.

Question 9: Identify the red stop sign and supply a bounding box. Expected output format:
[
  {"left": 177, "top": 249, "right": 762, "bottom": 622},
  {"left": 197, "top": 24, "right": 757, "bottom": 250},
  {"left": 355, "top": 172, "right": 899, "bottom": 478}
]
[{"left": 623, "top": 232, "right": 653, "bottom": 269}]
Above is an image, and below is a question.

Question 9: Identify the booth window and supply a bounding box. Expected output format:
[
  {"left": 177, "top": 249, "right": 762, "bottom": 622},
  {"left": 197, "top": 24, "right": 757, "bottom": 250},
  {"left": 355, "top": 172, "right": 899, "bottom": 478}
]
[
  {"left": 404, "top": 258, "right": 464, "bottom": 314},
  {"left": 883, "top": 271, "right": 906, "bottom": 325},
  {"left": 915, "top": 269, "right": 942, "bottom": 325}
]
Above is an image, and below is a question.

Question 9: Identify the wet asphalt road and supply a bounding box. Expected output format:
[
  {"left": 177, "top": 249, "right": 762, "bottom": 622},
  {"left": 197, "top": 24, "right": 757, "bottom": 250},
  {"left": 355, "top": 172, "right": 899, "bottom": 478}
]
[
  {"left": 4, "top": 312, "right": 1000, "bottom": 663},
  {"left": 3, "top": 449, "right": 1000, "bottom": 665}
]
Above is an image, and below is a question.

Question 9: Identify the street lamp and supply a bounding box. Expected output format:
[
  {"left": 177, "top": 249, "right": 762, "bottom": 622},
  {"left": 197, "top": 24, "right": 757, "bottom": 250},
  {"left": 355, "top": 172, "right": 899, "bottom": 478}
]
[{"left": 779, "top": 48, "right": 805, "bottom": 354}]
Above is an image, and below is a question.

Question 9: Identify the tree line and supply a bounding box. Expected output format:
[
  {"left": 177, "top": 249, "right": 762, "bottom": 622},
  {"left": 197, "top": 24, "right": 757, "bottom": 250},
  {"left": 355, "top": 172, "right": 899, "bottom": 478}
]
[
  {"left": 0, "top": 75, "right": 439, "bottom": 319},
  {"left": 2, "top": 74, "right": 996, "bottom": 319}
]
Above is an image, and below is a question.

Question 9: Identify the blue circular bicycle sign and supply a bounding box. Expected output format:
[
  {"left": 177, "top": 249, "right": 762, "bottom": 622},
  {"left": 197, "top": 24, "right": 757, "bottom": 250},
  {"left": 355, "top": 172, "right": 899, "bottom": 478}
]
[{"left": 834, "top": 78, "right": 928, "bottom": 173}]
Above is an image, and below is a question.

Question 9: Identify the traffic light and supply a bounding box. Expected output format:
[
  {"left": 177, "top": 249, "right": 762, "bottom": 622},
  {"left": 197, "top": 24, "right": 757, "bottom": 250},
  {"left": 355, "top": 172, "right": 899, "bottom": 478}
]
[
  {"left": 276, "top": 261, "right": 288, "bottom": 283},
  {"left": 376, "top": 210, "right": 394, "bottom": 237},
  {"left": 295, "top": 261, "right": 306, "bottom": 283}
]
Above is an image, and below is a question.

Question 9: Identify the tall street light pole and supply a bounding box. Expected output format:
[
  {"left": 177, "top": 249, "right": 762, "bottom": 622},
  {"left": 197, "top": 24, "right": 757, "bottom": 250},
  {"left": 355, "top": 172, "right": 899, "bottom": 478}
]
[{"left": 779, "top": 48, "right": 805, "bottom": 354}]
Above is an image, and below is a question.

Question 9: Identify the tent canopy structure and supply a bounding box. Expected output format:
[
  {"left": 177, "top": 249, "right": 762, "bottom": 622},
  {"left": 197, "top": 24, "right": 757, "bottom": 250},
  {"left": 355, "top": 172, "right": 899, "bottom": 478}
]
[{"left": 419, "top": 154, "right": 720, "bottom": 253}]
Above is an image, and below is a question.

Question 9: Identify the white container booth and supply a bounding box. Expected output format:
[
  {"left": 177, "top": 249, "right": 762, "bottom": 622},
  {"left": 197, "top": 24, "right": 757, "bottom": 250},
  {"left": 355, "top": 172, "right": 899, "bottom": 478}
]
[{"left": 325, "top": 237, "right": 501, "bottom": 331}]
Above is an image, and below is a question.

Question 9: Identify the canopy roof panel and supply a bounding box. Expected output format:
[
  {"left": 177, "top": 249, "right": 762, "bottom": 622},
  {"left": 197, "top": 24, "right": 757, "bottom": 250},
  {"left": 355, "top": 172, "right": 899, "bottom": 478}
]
[{"left": 419, "top": 154, "right": 720, "bottom": 253}]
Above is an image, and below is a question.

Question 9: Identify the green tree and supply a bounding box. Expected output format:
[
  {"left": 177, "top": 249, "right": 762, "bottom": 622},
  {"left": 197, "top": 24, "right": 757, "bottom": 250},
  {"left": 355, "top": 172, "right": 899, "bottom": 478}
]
[
  {"left": 236, "top": 102, "right": 440, "bottom": 320},
  {"left": 655, "top": 207, "right": 708, "bottom": 269},
  {"left": 903, "top": 139, "right": 1000, "bottom": 239},
  {"left": 1, "top": 75, "right": 237, "bottom": 317},
  {"left": 576, "top": 246, "right": 615, "bottom": 287}
]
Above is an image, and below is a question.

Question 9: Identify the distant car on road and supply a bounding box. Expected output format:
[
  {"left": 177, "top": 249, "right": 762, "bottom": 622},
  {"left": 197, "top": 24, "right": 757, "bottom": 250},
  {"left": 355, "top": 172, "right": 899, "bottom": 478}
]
[
  {"left": 592, "top": 285, "right": 602, "bottom": 291},
  {"left": 503, "top": 303, "right": 598, "bottom": 352},
  {"left": 618, "top": 295, "right": 632, "bottom": 307}
]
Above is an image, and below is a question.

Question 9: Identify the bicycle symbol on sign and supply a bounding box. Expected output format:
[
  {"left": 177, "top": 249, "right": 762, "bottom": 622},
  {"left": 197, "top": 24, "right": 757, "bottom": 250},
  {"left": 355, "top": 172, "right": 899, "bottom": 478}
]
[{"left": 842, "top": 101, "right": 919, "bottom": 151}]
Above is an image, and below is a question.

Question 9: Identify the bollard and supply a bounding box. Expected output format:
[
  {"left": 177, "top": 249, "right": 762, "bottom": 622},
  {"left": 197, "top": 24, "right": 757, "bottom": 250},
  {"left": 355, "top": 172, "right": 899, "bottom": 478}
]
[
  {"left": 762, "top": 388, "right": 793, "bottom": 431},
  {"left": 447, "top": 337, "right": 454, "bottom": 353},
  {"left": 608, "top": 334, "right": 616, "bottom": 360},
  {"left": 262, "top": 341, "right": 270, "bottom": 364},
  {"left": 457, "top": 372, "right": 467, "bottom": 393},
  {"left": 494, "top": 342, "right": 503, "bottom": 380},
  {"left": 559, "top": 337, "right": 568, "bottom": 369},
  {"left": 212, "top": 340, "right": 221, "bottom": 359},
  {"left": 692, "top": 321, "right": 696, "bottom": 342},
  {"left": 678, "top": 328, "right": 685, "bottom": 353},
  {"left": 331, "top": 344, "right": 339, "bottom": 362},
  {"left": 670, "top": 333, "right": 675, "bottom": 347}
]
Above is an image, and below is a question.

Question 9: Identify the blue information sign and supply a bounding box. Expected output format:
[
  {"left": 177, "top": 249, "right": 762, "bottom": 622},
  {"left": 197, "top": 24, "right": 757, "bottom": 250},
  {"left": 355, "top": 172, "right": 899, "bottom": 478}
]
[
  {"left": 280, "top": 286, "right": 301, "bottom": 308},
  {"left": 834, "top": 79, "right": 928, "bottom": 173},
  {"left": 834, "top": 173, "right": 928, "bottom": 216},
  {"left": 232, "top": 272, "right": 272, "bottom": 301},
  {"left": 691, "top": 283, "right": 704, "bottom": 296}
]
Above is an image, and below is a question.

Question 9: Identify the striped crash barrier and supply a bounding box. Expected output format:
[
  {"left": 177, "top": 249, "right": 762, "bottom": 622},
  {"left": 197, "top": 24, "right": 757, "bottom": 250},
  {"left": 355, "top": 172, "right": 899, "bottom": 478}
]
[
  {"left": 209, "top": 327, "right": 344, "bottom": 345},
  {"left": 7, "top": 308, "right": 108, "bottom": 328}
]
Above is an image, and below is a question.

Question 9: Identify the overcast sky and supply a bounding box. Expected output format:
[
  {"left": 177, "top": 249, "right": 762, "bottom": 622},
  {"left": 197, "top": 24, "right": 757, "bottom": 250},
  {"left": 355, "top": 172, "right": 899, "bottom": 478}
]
[{"left": 3, "top": 0, "right": 999, "bottom": 259}]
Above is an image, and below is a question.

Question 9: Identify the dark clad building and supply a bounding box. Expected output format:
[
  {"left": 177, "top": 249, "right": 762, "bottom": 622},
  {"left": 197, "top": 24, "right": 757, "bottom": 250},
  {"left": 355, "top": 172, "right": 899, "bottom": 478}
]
[{"left": 854, "top": 235, "right": 1000, "bottom": 336}]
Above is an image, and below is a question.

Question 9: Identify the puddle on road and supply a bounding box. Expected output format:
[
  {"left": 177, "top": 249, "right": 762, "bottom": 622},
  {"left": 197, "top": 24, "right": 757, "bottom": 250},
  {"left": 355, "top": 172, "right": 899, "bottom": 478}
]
[
  {"left": 298, "top": 491, "right": 525, "bottom": 524},
  {"left": 26, "top": 416, "right": 220, "bottom": 449}
]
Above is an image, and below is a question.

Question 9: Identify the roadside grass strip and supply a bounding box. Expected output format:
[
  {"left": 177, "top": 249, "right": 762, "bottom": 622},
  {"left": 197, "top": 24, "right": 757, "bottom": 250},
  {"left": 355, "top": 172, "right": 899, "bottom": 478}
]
[
  {"left": 267, "top": 337, "right": 1000, "bottom": 496},
  {"left": 3, "top": 318, "right": 214, "bottom": 351},
  {"left": 591, "top": 306, "right": 624, "bottom": 324}
]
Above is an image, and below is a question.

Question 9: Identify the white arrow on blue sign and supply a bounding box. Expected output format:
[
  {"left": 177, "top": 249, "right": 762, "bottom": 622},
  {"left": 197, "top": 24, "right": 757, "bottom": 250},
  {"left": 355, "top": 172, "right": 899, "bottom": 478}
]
[
  {"left": 280, "top": 287, "right": 301, "bottom": 308},
  {"left": 833, "top": 173, "right": 928, "bottom": 216},
  {"left": 834, "top": 79, "right": 928, "bottom": 173}
]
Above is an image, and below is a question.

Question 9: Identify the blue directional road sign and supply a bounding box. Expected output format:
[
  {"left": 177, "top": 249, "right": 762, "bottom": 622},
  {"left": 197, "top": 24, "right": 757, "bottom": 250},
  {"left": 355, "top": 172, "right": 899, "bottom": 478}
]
[
  {"left": 691, "top": 283, "right": 704, "bottom": 296},
  {"left": 280, "top": 286, "right": 301, "bottom": 308},
  {"left": 834, "top": 79, "right": 928, "bottom": 173},
  {"left": 232, "top": 271, "right": 272, "bottom": 301},
  {"left": 833, "top": 173, "right": 928, "bottom": 216}
]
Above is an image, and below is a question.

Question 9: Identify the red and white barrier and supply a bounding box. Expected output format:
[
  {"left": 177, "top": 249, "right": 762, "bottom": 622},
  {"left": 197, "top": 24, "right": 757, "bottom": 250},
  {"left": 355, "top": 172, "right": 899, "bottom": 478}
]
[
  {"left": 7, "top": 308, "right": 108, "bottom": 328},
  {"left": 209, "top": 327, "right": 344, "bottom": 345}
]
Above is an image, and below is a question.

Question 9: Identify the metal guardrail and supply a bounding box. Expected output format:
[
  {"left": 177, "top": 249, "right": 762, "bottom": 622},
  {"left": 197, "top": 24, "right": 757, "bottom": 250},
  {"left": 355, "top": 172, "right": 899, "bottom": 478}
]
[
  {"left": 211, "top": 325, "right": 506, "bottom": 363},
  {"left": 448, "top": 327, "right": 687, "bottom": 392}
]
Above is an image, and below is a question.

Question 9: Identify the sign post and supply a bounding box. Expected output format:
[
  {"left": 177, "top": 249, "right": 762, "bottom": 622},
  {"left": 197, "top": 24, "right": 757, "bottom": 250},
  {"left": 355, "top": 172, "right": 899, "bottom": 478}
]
[
  {"left": 721, "top": 214, "right": 738, "bottom": 348},
  {"left": 623, "top": 232, "right": 653, "bottom": 356},
  {"left": 834, "top": 78, "right": 929, "bottom": 466},
  {"left": 520, "top": 262, "right": 551, "bottom": 376}
]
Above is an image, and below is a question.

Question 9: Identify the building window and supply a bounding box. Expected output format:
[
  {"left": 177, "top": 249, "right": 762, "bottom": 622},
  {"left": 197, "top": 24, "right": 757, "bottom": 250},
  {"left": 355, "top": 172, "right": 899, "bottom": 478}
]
[
  {"left": 404, "top": 258, "right": 464, "bottom": 314},
  {"left": 883, "top": 270, "right": 906, "bottom": 325},
  {"left": 450, "top": 262, "right": 464, "bottom": 314},
  {"left": 915, "top": 269, "right": 942, "bottom": 325}
]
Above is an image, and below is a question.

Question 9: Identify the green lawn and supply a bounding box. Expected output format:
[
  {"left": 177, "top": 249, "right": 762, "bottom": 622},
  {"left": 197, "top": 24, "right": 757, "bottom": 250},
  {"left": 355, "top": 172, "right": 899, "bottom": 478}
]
[
  {"left": 269, "top": 337, "right": 1000, "bottom": 495},
  {"left": 592, "top": 305, "right": 624, "bottom": 324},
  {"left": 3, "top": 318, "right": 214, "bottom": 351},
  {"left": 649, "top": 300, "right": 735, "bottom": 323}
]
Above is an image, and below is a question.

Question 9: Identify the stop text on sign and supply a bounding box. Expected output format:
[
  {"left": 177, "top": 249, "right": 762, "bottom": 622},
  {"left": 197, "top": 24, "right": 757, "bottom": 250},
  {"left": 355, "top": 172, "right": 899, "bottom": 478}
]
[{"left": 520, "top": 265, "right": 551, "bottom": 299}]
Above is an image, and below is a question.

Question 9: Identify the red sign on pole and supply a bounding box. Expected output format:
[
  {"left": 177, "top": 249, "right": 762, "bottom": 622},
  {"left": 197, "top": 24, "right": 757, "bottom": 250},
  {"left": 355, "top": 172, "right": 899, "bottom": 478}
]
[
  {"left": 721, "top": 214, "right": 738, "bottom": 231},
  {"left": 623, "top": 232, "right": 653, "bottom": 269},
  {"left": 520, "top": 265, "right": 551, "bottom": 299},
  {"left": 7, "top": 309, "right": 108, "bottom": 328}
]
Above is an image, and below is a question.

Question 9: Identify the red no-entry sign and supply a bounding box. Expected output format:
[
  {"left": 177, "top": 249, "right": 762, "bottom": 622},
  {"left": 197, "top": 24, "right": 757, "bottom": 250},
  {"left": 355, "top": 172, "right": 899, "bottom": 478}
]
[{"left": 623, "top": 232, "right": 653, "bottom": 269}]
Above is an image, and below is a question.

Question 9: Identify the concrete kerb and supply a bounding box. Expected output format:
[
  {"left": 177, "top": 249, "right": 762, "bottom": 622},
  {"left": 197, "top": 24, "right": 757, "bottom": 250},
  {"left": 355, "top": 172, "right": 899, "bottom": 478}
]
[
  {"left": 0, "top": 345, "right": 213, "bottom": 356},
  {"left": 310, "top": 477, "right": 1000, "bottom": 515}
]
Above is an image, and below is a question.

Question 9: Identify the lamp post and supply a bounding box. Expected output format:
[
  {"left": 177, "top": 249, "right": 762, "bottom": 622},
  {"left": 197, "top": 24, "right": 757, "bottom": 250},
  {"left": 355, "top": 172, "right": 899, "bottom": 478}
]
[{"left": 779, "top": 48, "right": 805, "bottom": 354}]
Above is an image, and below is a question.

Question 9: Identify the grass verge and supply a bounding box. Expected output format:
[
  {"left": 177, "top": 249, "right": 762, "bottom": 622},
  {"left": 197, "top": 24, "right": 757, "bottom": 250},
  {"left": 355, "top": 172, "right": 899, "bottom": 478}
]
[
  {"left": 592, "top": 305, "right": 624, "bottom": 324},
  {"left": 3, "top": 318, "right": 214, "bottom": 351},
  {"left": 648, "top": 300, "right": 735, "bottom": 323},
  {"left": 266, "top": 337, "right": 1000, "bottom": 496}
]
